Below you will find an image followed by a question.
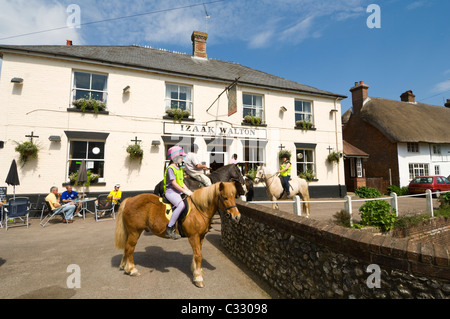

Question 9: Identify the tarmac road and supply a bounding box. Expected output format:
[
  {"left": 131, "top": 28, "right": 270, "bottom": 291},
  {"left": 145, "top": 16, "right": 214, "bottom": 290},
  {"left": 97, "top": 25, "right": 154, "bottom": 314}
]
[{"left": 0, "top": 214, "right": 279, "bottom": 299}]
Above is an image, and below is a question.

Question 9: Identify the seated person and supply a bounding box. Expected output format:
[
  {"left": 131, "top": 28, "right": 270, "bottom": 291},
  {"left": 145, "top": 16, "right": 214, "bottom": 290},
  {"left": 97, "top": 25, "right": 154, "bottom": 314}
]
[
  {"left": 45, "top": 186, "right": 76, "bottom": 223},
  {"left": 108, "top": 184, "right": 122, "bottom": 206},
  {"left": 184, "top": 143, "right": 211, "bottom": 186},
  {"left": 60, "top": 185, "right": 82, "bottom": 217}
]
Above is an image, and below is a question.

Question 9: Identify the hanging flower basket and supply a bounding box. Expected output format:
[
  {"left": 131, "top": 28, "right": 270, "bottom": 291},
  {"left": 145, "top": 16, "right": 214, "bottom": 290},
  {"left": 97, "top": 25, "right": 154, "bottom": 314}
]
[
  {"left": 327, "top": 151, "right": 341, "bottom": 164},
  {"left": 14, "top": 141, "right": 39, "bottom": 166},
  {"left": 126, "top": 144, "right": 144, "bottom": 164},
  {"left": 278, "top": 149, "right": 292, "bottom": 160}
]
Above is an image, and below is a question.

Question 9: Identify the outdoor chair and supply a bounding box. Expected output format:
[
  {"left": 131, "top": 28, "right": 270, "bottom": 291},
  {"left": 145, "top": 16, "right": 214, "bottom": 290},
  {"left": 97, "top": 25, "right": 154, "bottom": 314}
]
[
  {"left": 4, "top": 197, "right": 30, "bottom": 231},
  {"left": 40, "top": 201, "right": 69, "bottom": 227},
  {"left": 94, "top": 194, "right": 115, "bottom": 222}
]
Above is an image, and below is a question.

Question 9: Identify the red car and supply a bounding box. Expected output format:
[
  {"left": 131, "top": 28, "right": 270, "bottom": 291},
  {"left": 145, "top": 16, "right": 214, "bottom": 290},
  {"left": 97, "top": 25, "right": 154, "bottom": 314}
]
[{"left": 408, "top": 176, "right": 450, "bottom": 194}]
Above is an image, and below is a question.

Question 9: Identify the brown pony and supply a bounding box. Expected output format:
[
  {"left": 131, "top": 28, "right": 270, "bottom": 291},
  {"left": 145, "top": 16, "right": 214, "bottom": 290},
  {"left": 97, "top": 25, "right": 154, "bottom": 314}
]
[{"left": 114, "top": 181, "right": 243, "bottom": 288}]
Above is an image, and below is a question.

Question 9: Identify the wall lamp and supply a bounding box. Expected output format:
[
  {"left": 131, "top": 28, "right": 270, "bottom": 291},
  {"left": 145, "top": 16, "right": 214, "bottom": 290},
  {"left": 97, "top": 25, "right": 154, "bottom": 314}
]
[
  {"left": 48, "top": 135, "right": 61, "bottom": 142},
  {"left": 279, "top": 106, "right": 287, "bottom": 112},
  {"left": 123, "top": 85, "right": 131, "bottom": 93},
  {"left": 151, "top": 140, "right": 161, "bottom": 146},
  {"left": 11, "top": 77, "right": 24, "bottom": 84}
]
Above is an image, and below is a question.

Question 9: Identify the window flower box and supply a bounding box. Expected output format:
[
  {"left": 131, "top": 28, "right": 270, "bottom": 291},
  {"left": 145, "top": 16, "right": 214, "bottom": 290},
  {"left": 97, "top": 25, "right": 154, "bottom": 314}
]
[
  {"left": 295, "top": 120, "right": 314, "bottom": 130},
  {"left": 72, "top": 98, "right": 106, "bottom": 114},
  {"left": 165, "top": 108, "right": 191, "bottom": 122}
]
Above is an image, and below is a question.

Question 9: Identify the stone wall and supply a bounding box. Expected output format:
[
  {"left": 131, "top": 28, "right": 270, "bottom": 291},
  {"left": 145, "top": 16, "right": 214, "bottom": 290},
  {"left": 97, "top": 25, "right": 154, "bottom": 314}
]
[{"left": 220, "top": 200, "right": 450, "bottom": 298}]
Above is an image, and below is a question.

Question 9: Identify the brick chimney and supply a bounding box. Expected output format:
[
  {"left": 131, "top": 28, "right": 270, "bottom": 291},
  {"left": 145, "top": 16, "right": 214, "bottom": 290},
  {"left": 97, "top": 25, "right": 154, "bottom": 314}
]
[
  {"left": 349, "top": 81, "right": 369, "bottom": 114},
  {"left": 445, "top": 99, "right": 450, "bottom": 108},
  {"left": 66, "top": 40, "right": 73, "bottom": 46},
  {"left": 400, "top": 90, "right": 415, "bottom": 103},
  {"left": 191, "top": 31, "right": 208, "bottom": 58}
]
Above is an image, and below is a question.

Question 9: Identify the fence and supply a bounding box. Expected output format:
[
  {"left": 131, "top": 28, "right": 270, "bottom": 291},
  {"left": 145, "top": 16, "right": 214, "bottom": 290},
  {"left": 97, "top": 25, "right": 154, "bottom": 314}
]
[{"left": 242, "top": 189, "right": 450, "bottom": 227}]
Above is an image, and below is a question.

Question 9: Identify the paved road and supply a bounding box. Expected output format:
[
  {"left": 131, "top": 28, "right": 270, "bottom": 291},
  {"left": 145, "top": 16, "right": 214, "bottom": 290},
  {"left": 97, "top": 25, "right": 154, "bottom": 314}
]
[
  {"left": 0, "top": 213, "right": 279, "bottom": 299},
  {"left": 0, "top": 194, "right": 437, "bottom": 300}
]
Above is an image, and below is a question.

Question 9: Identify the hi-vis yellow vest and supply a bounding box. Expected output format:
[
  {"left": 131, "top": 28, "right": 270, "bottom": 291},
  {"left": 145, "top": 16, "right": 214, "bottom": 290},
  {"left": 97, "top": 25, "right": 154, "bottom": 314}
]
[
  {"left": 163, "top": 164, "right": 184, "bottom": 192},
  {"left": 280, "top": 161, "right": 291, "bottom": 176}
]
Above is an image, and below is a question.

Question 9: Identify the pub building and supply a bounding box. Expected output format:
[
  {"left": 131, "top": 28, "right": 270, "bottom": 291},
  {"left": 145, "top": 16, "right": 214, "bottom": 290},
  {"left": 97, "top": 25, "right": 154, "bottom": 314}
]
[{"left": 0, "top": 31, "right": 346, "bottom": 200}]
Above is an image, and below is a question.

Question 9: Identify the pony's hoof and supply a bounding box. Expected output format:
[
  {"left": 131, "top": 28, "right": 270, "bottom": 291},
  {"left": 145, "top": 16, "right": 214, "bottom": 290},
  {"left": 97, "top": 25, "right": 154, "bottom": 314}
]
[
  {"left": 129, "top": 269, "right": 140, "bottom": 276},
  {"left": 194, "top": 281, "right": 205, "bottom": 288}
]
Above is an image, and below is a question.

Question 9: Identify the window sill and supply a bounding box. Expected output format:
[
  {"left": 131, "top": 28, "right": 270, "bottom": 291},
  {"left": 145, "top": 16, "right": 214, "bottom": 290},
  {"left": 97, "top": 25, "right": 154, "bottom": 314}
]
[
  {"left": 163, "top": 116, "right": 195, "bottom": 122},
  {"left": 67, "top": 108, "right": 109, "bottom": 115},
  {"left": 241, "top": 122, "right": 267, "bottom": 127},
  {"left": 294, "top": 126, "right": 316, "bottom": 131},
  {"left": 62, "top": 182, "right": 107, "bottom": 187}
]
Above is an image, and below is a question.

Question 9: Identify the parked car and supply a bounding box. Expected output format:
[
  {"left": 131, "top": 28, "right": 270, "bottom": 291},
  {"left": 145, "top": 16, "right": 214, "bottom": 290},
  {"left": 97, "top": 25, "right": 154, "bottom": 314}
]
[{"left": 408, "top": 176, "right": 450, "bottom": 194}]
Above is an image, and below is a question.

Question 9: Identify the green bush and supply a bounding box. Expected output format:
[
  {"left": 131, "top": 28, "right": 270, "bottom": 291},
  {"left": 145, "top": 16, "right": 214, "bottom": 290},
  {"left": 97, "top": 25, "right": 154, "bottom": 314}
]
[
  {"left": 355, "top": 186, "right": 382, "bottom": 198},
  {"left": 387, "top": 185, "right": 409, "bottom": 196},
  {"left": 359, "top": 200, "right": 397, "bottom": 232}
]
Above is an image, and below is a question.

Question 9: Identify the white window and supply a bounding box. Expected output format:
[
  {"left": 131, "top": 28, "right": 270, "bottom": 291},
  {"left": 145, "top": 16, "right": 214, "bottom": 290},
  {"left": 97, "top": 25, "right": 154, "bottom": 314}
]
[
  {"left": 408, "top": 163, "right": 429, "bottom": 180},
  {"left": 407, "top": 142, "right": 419, "bottom": 153},
  {"left": 435, "top": 165, "right": 440, "bottom": 175},
  {"left": 296, "top": 149, "right": 315, "bottom": 176},
  {"left": 294, "top": 100, "right": 313, "bottom": 124},
  {"left": 165, "top": 83, "right": 192, "bottom": 114},
  {"left": 242, "top": 139, "right": 265, "bottom": 174},
  {"left": 243, "top": 93, "right": 264, "bottom": 120},
  {"left": 356, "top": 158, "right": 363, "bottom": 178},
  {"left": 67, "top": 140, "right": 105, "bottom": 182},
  {"left": 433, "top": 145, "right": 441, "bottom": 155},
  {"left": 72, "top": 71, "right": 108, "bottom": 103}
]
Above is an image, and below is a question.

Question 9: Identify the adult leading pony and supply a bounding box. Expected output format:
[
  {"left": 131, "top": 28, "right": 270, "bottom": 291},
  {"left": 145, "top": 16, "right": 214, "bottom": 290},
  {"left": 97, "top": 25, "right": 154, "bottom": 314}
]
[
  {"left": 255, "top": 166, "right": 311, "bottom": 217},
  {"left": 114, "top": 181, "right": 244, "bottom": 288}
]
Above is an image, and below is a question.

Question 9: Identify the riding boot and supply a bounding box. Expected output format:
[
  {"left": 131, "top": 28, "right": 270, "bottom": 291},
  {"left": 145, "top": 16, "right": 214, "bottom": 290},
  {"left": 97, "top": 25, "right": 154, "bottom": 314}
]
[{"left": 165, "top": 225, "right": 181, "bottom": 240}]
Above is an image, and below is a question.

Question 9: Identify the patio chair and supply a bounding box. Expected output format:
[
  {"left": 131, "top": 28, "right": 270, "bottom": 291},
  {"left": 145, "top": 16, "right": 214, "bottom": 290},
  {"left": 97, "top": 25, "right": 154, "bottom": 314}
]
[
  {"left": 40, "top": 201, "right": 69, "bottom": 227},
  {"left": 5, "top": 197, "right": 30, "bottom": 231},
  {"left": 94, "top": 194, "right": 115, "bottom": 222}
]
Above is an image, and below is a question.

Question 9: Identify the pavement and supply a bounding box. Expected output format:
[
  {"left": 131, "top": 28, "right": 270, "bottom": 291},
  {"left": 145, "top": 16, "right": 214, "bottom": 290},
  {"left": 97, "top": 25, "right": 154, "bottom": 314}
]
[
  {"left": 0, "top": 212, "right": 279, "bottom": 299},
  {"left": 0, "top": 194, "right": 438, "bottom": 300}
]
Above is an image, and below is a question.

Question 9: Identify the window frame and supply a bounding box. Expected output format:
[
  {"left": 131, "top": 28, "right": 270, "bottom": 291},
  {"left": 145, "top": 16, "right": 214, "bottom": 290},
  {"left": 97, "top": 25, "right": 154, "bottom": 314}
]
[
  {"left": 242, "top": 93, "right": 264, "bottom": 122},
  {"left": 165, "top": 83, "right": 193, "bottom": 116},
  {"left": 72, "top": 70, "right": 108, "bottom": 105},
  {"left": 296, "top": 148, "right": 316, "bottom": 177},
  {"left": 407, "top": 142, "right": 419, "bottom": 153},
  {"left": 66, "top": 139, "right": 106, "bottom": 183},
  {"left": 294, "top": 99, "right": 314, "bottom": 125},
  {"left": 408, "top": 163, "right": 429, "bottom": 180}
]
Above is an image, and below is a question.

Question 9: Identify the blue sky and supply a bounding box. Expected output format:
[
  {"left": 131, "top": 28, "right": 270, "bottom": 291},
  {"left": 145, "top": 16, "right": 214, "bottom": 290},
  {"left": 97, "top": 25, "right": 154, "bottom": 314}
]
[{"left": 1, "top": 0, "right": 449, "bottom": 113}]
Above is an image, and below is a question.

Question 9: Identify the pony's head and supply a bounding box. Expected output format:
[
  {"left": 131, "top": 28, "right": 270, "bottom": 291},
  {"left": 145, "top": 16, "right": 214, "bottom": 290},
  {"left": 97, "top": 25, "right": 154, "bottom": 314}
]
[
  {"left": 230, "top": 164, "right": 245, "bottom": 185},
  {"left": 218, "top": 181, "right": 241, "bottom": 223},
  {"left": 254, "top": 165, "right": 266, "bottom": 183}
]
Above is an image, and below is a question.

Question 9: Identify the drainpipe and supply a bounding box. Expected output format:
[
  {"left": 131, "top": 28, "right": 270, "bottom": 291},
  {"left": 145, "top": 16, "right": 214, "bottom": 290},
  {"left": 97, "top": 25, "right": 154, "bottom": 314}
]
[{"left": 334, "top": 97, "right": 342, "bottom": 197}]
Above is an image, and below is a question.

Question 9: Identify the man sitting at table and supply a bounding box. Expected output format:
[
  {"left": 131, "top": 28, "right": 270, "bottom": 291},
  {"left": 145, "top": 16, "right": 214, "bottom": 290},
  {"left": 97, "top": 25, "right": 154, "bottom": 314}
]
[
  {"left": 45, "top": 186, "right": 76, "bottom": 223},
  {"left": 60, "top": 185, "right": 83, "bottom": 218}
]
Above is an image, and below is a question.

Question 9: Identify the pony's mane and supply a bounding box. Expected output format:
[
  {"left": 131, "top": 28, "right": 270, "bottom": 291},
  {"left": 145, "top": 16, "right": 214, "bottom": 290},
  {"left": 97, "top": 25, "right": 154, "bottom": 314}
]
[{"left": 190, "top": 182, "right": 236, "bottom": 212}]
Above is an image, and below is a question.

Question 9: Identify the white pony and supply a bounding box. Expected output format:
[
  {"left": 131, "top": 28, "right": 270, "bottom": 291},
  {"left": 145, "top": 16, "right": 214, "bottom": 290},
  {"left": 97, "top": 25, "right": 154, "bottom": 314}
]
[{"left": 255, "top": 166, "right": 310, "bottom": 217}]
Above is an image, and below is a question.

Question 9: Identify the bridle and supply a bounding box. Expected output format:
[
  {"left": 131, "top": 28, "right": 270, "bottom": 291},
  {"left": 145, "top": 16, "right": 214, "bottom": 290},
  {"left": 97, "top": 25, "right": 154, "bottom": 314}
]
[
  {"left": 218, "top": 193, "right": 237, "bottom": 217},
  {"left": 255, "top": 167, "right": 278, "bottom": 188}
]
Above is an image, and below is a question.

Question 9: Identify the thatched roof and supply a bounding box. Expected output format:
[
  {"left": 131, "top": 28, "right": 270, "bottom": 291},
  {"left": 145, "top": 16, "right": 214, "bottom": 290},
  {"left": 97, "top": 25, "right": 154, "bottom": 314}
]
[{"left": 359, "top": 97, "right": 450, "bottom": 143}]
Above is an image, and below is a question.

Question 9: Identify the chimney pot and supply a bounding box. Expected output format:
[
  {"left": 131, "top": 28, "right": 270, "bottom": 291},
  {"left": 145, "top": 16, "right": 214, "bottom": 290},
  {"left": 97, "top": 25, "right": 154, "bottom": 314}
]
[
  {"left": 66, "top": 40, "right": 73, "bottom": 46},
  {"left": 400, "top": 90, "right": 415, "bottom": 103},
  {"left": 445, "top": 99, "right": 450, "bottom": 108},
  {"left": 191, "top": 31, "right": 208, "bottom": 58}
]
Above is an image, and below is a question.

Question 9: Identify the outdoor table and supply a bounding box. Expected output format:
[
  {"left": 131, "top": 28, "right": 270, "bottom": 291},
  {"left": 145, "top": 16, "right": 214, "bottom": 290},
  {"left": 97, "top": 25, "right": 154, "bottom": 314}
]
[{"left": 75, "top": 197, "right": 97, "bottom": 220}]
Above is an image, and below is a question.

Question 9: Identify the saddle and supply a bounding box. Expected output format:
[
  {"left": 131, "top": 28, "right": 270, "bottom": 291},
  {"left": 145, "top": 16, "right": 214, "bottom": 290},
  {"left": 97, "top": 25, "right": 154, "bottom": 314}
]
[{"left": 159, "top": 195, "right": 191, "bottom": 237}]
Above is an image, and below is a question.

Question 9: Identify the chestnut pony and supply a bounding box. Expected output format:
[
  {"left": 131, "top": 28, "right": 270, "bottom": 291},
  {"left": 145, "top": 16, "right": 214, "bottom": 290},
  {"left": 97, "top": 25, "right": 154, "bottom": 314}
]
[{"left": 114, "top": 181, "right": 243, "bottom": 288}]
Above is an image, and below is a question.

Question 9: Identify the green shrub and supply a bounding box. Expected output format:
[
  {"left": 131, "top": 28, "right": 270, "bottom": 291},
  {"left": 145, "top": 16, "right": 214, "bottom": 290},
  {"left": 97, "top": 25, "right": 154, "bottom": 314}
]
[
  {"left": 355, "top": 186, "right": 382, "bottom": 198},
  {"left": 359, "top": 200, "right": 397, "bottom": 232},
  {"left": 387, "top": 185, "right": 409, "bottom": 196}
]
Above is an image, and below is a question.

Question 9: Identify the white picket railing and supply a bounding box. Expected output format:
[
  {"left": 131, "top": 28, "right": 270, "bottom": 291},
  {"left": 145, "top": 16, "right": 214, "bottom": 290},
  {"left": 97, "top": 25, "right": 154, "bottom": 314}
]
[{"left": 242, "top": 189, "right": 450, "bottom": 226}]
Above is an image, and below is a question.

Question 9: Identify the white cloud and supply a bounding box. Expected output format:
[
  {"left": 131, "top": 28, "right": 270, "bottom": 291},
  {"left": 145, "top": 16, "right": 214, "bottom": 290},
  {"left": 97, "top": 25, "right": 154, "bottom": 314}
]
[
  {"left": 433, "top": 80, "right": 450, "bottom": 93},
  {"left": 0, "top": 0, "right": 84, "bottom": 45}
]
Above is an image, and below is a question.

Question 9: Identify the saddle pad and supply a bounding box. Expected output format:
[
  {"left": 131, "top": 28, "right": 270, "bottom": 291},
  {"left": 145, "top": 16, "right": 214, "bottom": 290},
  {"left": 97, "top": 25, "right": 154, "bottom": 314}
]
[{"left": 159, "top": 197, "right": 191, "bottom": 222}]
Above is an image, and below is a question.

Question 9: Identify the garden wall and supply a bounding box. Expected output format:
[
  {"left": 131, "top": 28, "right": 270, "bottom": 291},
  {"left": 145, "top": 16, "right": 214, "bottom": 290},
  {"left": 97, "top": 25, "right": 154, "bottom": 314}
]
[{"left": 220, "top": 200, "right": 450, "bottom": 298}]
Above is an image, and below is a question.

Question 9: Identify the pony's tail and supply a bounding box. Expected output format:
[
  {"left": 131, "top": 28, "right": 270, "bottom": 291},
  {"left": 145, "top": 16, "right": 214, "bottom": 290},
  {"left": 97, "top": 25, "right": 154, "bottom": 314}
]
[{"left": 114, "top": 198, "right": 128, "bottom": 249}]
